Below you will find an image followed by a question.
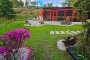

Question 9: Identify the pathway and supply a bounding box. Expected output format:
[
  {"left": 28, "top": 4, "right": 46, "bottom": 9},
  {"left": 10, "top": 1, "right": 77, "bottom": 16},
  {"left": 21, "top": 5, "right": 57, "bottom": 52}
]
[{"left": 50, "top": 31, "right": 81, "bottom": 34}]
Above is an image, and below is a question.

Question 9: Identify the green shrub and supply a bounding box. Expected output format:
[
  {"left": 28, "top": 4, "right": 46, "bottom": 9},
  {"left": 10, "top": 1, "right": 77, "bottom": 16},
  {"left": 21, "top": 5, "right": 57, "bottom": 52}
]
[{"left": 72, "top": 20, "right": 90, "bottom": 60}]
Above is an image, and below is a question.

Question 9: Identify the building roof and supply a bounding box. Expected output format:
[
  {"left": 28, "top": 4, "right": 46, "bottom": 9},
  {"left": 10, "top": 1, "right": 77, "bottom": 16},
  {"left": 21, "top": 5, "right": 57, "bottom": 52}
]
[{"left": 43, "top": 7, "right": 73, "bottom": 9}]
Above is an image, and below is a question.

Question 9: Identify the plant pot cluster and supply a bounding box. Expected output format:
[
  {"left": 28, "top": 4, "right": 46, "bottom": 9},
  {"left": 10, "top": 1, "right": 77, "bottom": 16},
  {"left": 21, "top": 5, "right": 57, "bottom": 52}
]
[
  {"left": 39, "top": 20, "right": 44, "bottom": 24},
  {"left": 61, "top": 20, "right": 66, "bottom": 25},
  {"left": 61, "top": 20, "right": 71, "bottom": 25}
]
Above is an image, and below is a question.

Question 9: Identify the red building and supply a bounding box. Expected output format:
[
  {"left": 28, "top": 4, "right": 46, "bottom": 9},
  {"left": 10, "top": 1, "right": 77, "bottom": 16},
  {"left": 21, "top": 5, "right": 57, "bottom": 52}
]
[{"left": 42, "top": 7, "right": 79, "bottom": 22}]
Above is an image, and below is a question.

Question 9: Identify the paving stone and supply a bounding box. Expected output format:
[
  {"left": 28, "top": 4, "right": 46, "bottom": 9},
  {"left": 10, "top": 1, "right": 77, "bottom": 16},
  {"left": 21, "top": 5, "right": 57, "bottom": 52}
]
[
  {"left": 60, "top": 31, "right": 66, "bottom": 34},
  {"left": 65, "top": 31, "right": 72, "bottom": 34},
  {"left": 55, "top": 31, "right": 60, "bottom": 34},
  {"left": 71, "top": 31, "right": 78, "bottom": 34},
  {"left": 50, "top": 31, "right": 54, "bottom": 34},
  {"left": 76, "top": 31, "right": 81, "bottom": 33}
]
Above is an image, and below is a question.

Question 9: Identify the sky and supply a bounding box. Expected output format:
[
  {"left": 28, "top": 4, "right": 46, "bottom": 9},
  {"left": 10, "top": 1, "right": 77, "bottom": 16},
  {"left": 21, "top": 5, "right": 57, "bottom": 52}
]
[{"left": 21, "top": 0, "right": 65, "bottom": 7}]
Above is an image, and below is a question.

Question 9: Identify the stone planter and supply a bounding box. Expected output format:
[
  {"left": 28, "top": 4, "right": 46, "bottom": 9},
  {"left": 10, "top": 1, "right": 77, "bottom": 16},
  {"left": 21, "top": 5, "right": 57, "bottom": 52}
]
[
  {"left": 66, "top": 47, "right": 80, "bottom": 60},
  {"left": 66, "top": 20, "right": 71, "bottom": 25}
]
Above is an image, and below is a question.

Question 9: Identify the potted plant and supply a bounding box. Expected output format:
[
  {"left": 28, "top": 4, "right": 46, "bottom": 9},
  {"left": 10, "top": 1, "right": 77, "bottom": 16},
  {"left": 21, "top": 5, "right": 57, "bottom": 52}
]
[
  {"left": 26, "top": 20, "right": 28, "bottom": 25},
  {"left": 66, "top": 16, "right": 71, "bottom": 25},
  {"left": 61, "top": 20, "right": 66, "bottom": 25},
  {"left": 39, "top": 20, "right": 44, "bottom": 24}
]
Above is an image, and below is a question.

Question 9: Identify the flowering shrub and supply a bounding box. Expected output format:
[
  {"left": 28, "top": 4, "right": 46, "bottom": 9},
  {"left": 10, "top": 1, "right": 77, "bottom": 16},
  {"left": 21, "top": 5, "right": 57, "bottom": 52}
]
[{"left": 0, "top": 28, "right": 31, "bottom": 60}]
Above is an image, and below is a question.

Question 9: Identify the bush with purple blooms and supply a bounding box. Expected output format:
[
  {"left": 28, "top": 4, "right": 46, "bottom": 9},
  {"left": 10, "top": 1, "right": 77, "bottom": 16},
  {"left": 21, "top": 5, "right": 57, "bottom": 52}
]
[{"left": 0, "top": 28, "right": 33, "bottom": 60}]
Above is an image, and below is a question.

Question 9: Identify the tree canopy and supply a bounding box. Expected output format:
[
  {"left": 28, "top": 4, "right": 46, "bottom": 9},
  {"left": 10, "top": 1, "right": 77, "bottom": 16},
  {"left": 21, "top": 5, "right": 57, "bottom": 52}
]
[
  {"left": 43, "top": 3, "right": 53, "bottom": 8},
  {"left": 62, "top": 0, "right": 74, "bottom": 7},
  {"left": 0, "top": 0, "right": 14, "bottom": 17},
  {"left": 72, "top": 0, "right": 90, "bottom": 23},
  {"left": 11, "top": 0, "right": 24, "bottom": 7}
]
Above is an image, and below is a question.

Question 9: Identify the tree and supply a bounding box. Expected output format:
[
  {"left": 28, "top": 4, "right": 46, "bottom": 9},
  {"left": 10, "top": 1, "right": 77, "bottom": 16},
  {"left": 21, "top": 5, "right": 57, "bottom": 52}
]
[
  {"left": 72, "top": 0, "right": 90, "bottom": 23},
  {"left": 19, "top": 0, "right": 24, "bottom": 7},
  {"left": 62, "top": 0, "right": 74, "bottom": 7},
  {"left": 25, "top": 1, "right": 29, "bottom": 7},
  {"left": 43, "top": 3, "right": 53, "bottom": 8},
  {"left": 0, "top": 0, "right": 14, "bottom": 17},
  {"left": 11, "top": 0, "right": 24, "bottom": 7},
  {"left": 31, "top": 1, "right": 38, "bottom": 6},
  {"left": 11, "top": 0, "right": 18, "bottom": 7}
]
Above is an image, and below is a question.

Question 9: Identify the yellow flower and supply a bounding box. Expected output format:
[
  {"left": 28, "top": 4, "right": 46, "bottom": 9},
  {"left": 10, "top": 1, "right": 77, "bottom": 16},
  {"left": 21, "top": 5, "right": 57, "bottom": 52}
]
[
  {"left": 67, "top": 29, "right": 69, "bottom": 31},
  {"left": 63, "top": 32, "right": 65, "bottom": 34},
  {"left": 61, "top": 35, "right": 62, "bottom": 36}
]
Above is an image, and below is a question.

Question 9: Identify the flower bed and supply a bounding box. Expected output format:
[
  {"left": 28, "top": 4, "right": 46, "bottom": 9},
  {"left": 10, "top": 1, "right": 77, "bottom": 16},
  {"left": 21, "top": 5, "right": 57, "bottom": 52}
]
[{"left": 0, "top": 28, "right": 36, "bottom": 60}]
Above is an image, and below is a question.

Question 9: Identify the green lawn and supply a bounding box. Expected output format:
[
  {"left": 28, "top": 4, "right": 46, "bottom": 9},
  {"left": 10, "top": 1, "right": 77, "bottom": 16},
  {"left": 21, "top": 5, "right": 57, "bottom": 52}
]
[{"left": 0, "top": 21, "right": 84, "bottom": 60}]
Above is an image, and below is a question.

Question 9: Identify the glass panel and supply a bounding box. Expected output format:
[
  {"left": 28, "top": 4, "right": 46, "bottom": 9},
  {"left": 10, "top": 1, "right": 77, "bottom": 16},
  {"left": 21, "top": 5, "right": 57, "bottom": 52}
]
[
  {"left": 54, "top": 11, "right": 56, "bottom": 20},
  {"left": 47, "top": 14, "right": 50, "bottom": 21}
]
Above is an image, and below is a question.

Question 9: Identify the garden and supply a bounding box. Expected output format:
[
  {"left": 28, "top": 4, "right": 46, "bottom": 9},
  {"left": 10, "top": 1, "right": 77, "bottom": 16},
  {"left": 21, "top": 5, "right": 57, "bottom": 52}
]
[
  {"left": 0, "top": 21, "right": 84, "bottom": 60},
  {"left": 0, "top": 0, "right": 90, "bottom": 60}
]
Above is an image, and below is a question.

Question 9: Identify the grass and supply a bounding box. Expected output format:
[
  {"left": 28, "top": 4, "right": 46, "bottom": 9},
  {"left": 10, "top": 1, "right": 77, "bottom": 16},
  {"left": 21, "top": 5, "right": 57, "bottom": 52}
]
[{"left": 0, "top": 21, "right": 84, "bottom": 60}]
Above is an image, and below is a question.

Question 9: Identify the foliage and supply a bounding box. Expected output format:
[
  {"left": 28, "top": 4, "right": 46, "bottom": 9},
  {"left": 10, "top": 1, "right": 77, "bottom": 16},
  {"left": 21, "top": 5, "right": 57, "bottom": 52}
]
[
  {"left": 11, "top": 0, "right": 24, "bottom": 8},
  {"left": 25, "top": 1, "right": 29, "bottom": 7},
  {"left": 62, "top": 0, "right": 74, "bottom": 7},
  {"left": 39, "top": 20, "right": 44, "bottom": 24},
  {"left": 0, "top": 0, "right": 14, "bottom": 17},
  {"left": 31, "top": 1, "right": 38, "bottom": 6},
  {"left": 72, "top": 0, "right": 90, "bottom": 23},
  {"left": 43, "top": 3, "right": 53, "bottom": 8},
  {"left": 0, "top": 21, "right": 84, "bottom": 60},
  {"left": 72, "top": 21, "right": 90, "bottom": 60},
  {"left": 31, "top": 15, "right": 37, "bottom": 18},
  {"left": 61, "top": 20, "right": 66, "bottom": 25},
  {"left": 0, "top": 28, "right": 31, "bottom": 60}
]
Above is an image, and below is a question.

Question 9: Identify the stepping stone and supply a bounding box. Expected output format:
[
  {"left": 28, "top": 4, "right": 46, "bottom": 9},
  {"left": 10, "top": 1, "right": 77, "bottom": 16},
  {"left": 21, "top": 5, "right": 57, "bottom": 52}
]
[
  {"left": 55, "top": 31, "right": 60, "bottom": 34},
  {"left": 60, "top": 31, "right": 66, "bottom": 34},
  {"left": 65, "top": 31, "right": 72, "bottom": 34},
  {"left": 76, "top": 31, "right": 81, "bottom": 33},
  {"left": 50, "top": 31, "right": 54, "bottom": 34},
  {"left": 71, "top": 31, "right": 78, "bottom": 34}
]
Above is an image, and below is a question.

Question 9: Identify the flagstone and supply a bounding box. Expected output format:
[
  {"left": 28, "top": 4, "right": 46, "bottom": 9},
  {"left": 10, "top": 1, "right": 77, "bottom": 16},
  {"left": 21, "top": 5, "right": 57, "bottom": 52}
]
[
  {"left": 50, "top": 31, "right": 54, "bottom": 34},
  {"left": 71, "top": 31, "right": 78, "bottom": 34},
  {"left": 65, "top": 31, "right": 72, "bottom": 34},
  {"left": 60, "top": 31, "right": 66, "bottom": 34},
  {"left": 76, "top": 31, "right": 81, "bottom": 33},
  {"left": 55, "top": 31, "right": 60, "bottom": 34}
]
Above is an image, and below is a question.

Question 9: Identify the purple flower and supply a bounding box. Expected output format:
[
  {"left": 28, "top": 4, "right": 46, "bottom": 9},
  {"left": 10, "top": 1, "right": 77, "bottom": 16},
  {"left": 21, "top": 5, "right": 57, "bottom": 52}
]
[{"left": 0, "top": 45, "right": 6, "bottom": 54}]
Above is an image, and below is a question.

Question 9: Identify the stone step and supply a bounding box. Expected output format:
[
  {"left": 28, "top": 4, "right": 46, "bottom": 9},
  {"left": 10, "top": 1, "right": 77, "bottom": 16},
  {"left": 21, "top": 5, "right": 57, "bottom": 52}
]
[
  {"left": 71, "top": 31, "right": 78, "bottom": 34},
  {"left": 65, "top": 31, "right": 72, "bottom": 34},
  {"left": 50, "top": 31, "right": 54, "bottom": 34},
  {"left": 55, "top": 31, "right": 60, "bottom": 34},
  {"left": 60, "top": 31, "right": 66, "bottom": 34},
  {"left": 76, "top": 31, "right": 81, "bottom": 33}
]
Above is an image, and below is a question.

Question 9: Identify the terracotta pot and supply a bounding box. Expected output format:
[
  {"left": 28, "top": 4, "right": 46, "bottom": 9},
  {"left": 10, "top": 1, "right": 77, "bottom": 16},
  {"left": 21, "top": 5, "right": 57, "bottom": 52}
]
[{"left": 26, "top": 22, "right": 27, "bottom": 25}]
